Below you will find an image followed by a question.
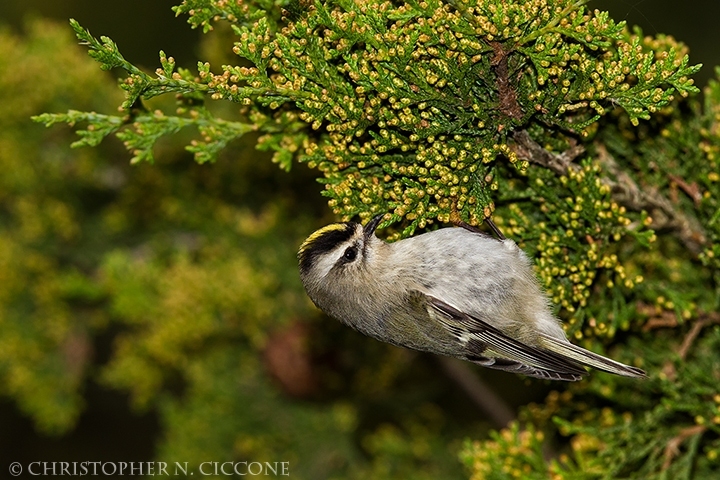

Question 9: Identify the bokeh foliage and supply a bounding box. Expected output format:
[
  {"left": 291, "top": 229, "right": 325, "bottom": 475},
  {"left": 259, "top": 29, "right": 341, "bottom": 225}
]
[
  {"left": 3, "top": 16, "right": 474, "bottom": 480},
  {"left": 0, "top": 18, "right": 120, "bottom": 433},
  {"left": 10, "top": 0, "right": 720, "bottom": 478}
]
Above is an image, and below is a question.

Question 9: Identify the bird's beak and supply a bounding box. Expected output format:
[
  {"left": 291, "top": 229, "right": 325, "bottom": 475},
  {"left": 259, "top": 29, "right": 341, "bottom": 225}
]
[{"left": 363, "top": 213, "right": 385, "bottom": 239}]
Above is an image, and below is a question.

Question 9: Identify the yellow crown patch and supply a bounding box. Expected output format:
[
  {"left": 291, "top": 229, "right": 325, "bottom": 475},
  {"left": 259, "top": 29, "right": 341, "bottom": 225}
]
[{"left": 299, "top": 223, "right": 349, "bottom": 254}]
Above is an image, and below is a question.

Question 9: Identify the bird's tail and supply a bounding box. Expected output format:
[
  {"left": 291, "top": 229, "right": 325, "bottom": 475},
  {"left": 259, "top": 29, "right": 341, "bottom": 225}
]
[{"left": 539, "top": 334, "right": 646, "bottom": 378}]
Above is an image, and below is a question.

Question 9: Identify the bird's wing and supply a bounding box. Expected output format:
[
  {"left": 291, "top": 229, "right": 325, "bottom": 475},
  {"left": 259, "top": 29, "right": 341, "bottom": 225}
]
[
  {"left": 538, "top": 333, "right": 646, "bottom": 378},
  {"left": 420, "top": 293, "right": 588, "bottom": 381}
]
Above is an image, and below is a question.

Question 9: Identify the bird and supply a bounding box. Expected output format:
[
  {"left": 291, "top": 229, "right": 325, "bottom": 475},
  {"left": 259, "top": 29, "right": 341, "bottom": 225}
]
[{"left": 298, "top": 214, "right": 646, "bottom": 381}]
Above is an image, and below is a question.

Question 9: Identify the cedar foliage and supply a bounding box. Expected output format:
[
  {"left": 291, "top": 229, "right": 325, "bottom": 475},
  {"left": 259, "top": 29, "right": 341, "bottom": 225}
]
[{"left": 12, "top": 0, "right": 720, "bottom": 477}]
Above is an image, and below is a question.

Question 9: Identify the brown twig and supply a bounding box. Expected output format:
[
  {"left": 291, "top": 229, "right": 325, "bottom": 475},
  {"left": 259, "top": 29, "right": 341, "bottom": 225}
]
[
  {"left": 638, "top": 309, "right": 720, "bottom": 379},
  {"left": 638, "top": 302, "right": 679, "bottom": 332},
  {"left": 662, "top": 425, "right": 707, "bottom": 471},
  {"left": 667, "top": 173, "right": 703, "bottom": 208},
  {"left": 677, "top": 321, "right": 706, "bottom": 361},
  {"left": 678, "top": 311, "right": 720, "bottom": 361},
  {"left": 641, "top": 316, "right": 679, "bottom": 331},
  {"left": 437, "top": 356, "right": 515, "bottom": 428}
]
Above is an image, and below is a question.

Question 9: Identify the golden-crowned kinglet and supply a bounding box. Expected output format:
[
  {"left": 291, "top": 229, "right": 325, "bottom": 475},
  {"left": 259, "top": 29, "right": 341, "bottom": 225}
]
[{"left": 298, "top": 214, "right": 646, "bottom": 381}]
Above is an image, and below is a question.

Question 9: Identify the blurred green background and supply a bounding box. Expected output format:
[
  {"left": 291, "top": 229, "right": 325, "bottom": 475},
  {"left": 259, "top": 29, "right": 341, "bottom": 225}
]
[{"left": 0, "top": 1, "right": 718, "bottom": 478}]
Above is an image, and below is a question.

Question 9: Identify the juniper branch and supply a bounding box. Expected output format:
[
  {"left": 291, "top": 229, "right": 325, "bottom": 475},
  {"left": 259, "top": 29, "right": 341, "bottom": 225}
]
[
  {"left": 596, "top": 144, "right": 707, "bottom": 254},
  {"left": 511, "top": 129, "right": 707, "bottom": 254}
]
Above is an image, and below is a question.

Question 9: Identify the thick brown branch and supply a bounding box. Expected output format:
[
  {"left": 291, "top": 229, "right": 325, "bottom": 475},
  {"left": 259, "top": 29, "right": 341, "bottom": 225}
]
[
  {"left": 512, "top": 130, "right": 584, "bottom": 175},
  {"left": 491, "top": 42, "right": 523, "bottom": 121}
]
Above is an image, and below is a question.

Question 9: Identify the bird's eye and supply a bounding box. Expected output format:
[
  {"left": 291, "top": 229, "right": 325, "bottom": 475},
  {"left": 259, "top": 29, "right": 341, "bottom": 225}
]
[{"left": 343, "top": 246, "right": 358, "bottom": 262}]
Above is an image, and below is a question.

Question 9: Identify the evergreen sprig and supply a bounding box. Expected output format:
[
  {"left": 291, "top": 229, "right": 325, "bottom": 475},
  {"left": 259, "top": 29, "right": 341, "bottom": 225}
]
[
  {"left": 36, "top": 1, "right": 700, "bottom": 234},
  {"left": 171, "top": 0, "right": 284, "bottom": 33},
  {"left": 463, "top": 327, "right": 720, "bottom": 480},
  {"left": 67, "top": 19, "right": 208, "bottom": 109}
]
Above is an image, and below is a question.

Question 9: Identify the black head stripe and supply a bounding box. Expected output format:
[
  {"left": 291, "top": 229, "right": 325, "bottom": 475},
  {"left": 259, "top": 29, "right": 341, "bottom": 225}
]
[{"left": 299, "top": 223, "right": 357, "bottom": 274}]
